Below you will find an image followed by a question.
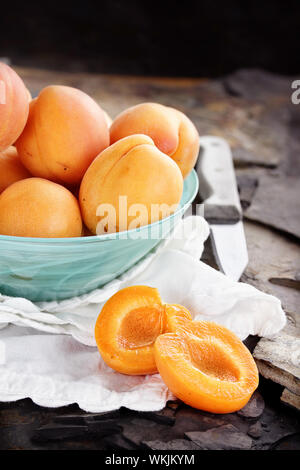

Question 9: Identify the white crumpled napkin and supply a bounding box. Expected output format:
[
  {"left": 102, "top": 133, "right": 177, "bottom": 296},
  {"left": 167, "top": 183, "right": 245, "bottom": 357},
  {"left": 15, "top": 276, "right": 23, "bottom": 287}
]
[{"left": 0, "top": 216, "right": 286, "bottom": 412}]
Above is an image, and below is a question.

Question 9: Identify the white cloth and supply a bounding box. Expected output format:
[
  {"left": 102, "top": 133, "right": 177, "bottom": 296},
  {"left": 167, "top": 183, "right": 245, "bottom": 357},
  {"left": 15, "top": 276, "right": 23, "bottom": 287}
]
[{"left": 0, "top": 216, "right": 286, "bottom": 412}]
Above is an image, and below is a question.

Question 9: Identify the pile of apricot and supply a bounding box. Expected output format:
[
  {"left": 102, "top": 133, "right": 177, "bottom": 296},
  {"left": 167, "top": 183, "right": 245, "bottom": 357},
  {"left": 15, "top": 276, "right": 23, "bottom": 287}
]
[
  {"left": 0, "top": 64, "right": 259, "bottom": 413},
  {"left": 95, "top": 286, "right": 259, "bottom": 414},
  {"left": 0, "top": 63, "right": 199, "bottom": 238}
]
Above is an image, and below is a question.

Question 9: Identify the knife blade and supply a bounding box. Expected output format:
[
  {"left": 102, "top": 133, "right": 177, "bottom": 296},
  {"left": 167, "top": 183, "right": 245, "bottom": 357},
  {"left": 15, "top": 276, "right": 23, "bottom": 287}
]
[{"left": 196, "top": 136, "right": 248, "bottom": 281}]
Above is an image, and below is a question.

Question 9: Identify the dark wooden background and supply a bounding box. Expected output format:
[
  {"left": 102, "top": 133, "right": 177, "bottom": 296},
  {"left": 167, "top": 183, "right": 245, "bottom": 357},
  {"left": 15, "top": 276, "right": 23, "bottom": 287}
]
[{"left": 1, "top": 1, "right": 300, "bottom": 77}]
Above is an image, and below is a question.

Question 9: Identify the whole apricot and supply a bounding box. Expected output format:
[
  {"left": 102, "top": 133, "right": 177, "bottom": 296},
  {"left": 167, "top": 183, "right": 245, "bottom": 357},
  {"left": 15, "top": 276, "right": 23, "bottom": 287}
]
[
  {"left": 110, "top": 102, "right": 200, "bottom": 178},
  {"left": 0, "top": 146, "right": 31, "bottom": 193},
  {"left": 0, "top": 62, "right": 29, "bottom": 152},
  {"left": 0, "top": 177, "right": 82, "bottom": 238},
  {"left": 16, "top": 86, "right": 109, "bottom": 185},
  {"left": 79, "top": 134, "right": 183, "bottom": 235}
]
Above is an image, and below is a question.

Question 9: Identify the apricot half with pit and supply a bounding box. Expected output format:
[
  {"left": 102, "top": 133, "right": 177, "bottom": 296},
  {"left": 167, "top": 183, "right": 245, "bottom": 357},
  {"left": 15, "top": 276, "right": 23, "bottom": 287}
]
[{"left": 0, "top": 177, "right": 82, "bottom": 238}]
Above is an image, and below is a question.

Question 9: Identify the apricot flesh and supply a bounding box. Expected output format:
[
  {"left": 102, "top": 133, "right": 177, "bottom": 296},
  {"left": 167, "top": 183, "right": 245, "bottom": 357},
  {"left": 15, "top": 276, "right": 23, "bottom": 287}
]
[
  {"left": 0, "top": 146, "right": 31, "bottom": 193},
  {"left": 110, "top": 103, "right": 200, "bottom": 178},
  {"left": 154, "top": 320, "right": 259, "bottom": 414},
  {"left": 164, "top": 304, "right": 192, "bottom": 332},
  {"left": 79, "top": 134, "right": 183, "bottom": 235},
  {"left": 0, "top": 62, "right": 29, "bottom": 152},
  {"left": 94, "top": 288, "right": 258, "bottom": 412},
  {"left": 16, "top": 86, "right": 109, "bottom": 185},
  {"left": 95, "top": 286, "right": 163, "bottom": 375},
  {"left": 94, "top": 287, "right": 192, "bottom": 375},
  {"left": 0, "top": 177, "right": 82, "bottom": 238}
]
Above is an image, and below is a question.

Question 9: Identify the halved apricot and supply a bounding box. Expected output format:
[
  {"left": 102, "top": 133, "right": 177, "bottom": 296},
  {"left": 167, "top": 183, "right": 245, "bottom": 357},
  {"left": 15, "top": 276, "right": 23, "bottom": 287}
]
[
  {"left": 154, "top": 321, "right": 259, "bottom": 414},
  {"left": 94, "top": 287, "right": 192, "bottom": 375},
  {"left": 95, "top": 285, "right": 163, "bottom": 375}
]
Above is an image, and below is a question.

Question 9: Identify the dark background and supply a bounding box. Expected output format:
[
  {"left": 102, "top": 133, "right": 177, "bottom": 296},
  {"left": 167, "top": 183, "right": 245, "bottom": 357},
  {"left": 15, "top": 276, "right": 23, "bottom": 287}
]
[{"left": 0, "top": 0, "right": 299, "bottom": 77}]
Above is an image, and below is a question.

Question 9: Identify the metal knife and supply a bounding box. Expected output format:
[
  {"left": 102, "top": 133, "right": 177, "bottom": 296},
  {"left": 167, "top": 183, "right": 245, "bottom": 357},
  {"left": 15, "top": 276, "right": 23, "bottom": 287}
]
[{"left": 196, "top": 136, "right": 248, "bottom": 281}]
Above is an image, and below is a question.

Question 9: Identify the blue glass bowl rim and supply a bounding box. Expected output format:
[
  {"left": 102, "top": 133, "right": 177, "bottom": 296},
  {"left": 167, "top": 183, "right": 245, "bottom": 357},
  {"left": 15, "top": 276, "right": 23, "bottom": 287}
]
[{"left": 0, "top": 169, "right": 199, "bottom": 244}]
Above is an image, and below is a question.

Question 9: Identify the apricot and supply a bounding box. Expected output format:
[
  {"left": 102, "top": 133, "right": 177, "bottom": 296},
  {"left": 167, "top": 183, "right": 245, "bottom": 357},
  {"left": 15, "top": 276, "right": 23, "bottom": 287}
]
[
  {"left": 110, "top": 103, "right": 200, "bottom": 178},
  {"left": 103, "top": 110, "right": 113, "bottom": 128},
  {"left": 0, "top": 146, "right": 31, "bottom": 193},
  {"left": 79, "top": 134, "right": 183, "bottom": 235},
  {"left": 154, "top": 320, "right": 259, "bottom": 414},
  {"left": 0, "top": 177, "right": 82, "bottom": 238},
  {"left": 26, "top": 88, "right": 32, "bottom": 102},
  {"left": 164, "top": 304, "right": 192, "bottom": 332},
  {"left": 94, "top": 287, "right": 192, "bottom": 375},
  {"left": 0, "top": 62, "right": 29, "bottom": 152},
  {"left": 15, "top": 86, "right": 109, "bottom": 185}
]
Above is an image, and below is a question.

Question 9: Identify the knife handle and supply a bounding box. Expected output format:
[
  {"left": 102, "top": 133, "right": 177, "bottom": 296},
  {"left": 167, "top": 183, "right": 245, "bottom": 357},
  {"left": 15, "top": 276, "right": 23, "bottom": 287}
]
[{"left": 197, "top": 136, "right": 242, "bottom": 224}]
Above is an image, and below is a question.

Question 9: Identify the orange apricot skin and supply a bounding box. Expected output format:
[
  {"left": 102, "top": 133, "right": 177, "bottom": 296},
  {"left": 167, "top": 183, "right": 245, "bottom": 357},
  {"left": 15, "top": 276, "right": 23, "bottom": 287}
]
[
  {"left": 16, "top": 86, "right": 109, "bottom": 185},
  {"left": 0, "top": 177, "right": 82, "bottom": 238},
  {"left": 79, "top": 134, "right": 183, "bottom": 235},
  {"left": 154, "top": 321, "right": 259, "bottom": 414},
  {"left": 26, "top": 88, "right": 32, "bottom": 102},
  {"left": 0, "top": 63, "right": 29, "bottom": 152},
  {"left": 95, "top": 286, "right": 164, "bottom": 375},
  {"left": 110, "top": 103, "right": 200, "bottom": 178},
  {"left": 0, "top": 146, "right": 31, "bottom": 193},
  {"left": 103, "top": 110, "right": 113, "bottom": 128}
]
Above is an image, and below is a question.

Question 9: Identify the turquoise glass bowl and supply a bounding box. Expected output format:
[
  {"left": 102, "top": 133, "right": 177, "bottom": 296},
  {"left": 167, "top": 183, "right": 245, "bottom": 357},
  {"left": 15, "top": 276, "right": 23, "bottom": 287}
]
[{"left": 0, "top": 170, "right": 198, "bottom": 302}]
